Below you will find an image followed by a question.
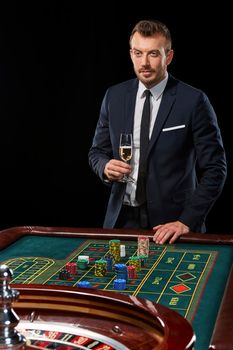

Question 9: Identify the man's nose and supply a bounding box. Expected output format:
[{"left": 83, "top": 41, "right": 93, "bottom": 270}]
[{"left": 141, "top": 54, "right": 150, "bottom": 65}]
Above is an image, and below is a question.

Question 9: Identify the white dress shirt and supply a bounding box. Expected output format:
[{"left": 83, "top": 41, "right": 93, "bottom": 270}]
[{"left": 123, "top": 73, "right": 168, "bottom": 206}]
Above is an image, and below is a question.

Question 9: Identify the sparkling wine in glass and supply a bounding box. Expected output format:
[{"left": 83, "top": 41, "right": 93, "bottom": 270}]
[{"left": 119, "top": 133, "right": 134, "bottom": 182}]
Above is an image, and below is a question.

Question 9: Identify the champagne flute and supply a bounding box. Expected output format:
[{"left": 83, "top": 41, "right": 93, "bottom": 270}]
[{"left": 119, "top": 133, "right": 134, "bottom": 183}]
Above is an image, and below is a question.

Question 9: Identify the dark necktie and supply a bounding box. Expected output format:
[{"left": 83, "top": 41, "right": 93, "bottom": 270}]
[{"left": 136, "top": 89, "right": 151, "bottom": 204}]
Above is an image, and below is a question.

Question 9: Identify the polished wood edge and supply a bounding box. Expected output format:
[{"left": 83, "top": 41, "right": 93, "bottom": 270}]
[
  {"left": 0, "top": 226, "right": 232, "bottom": 250},
  {"left": 209, "top": 266, "right": 233, "bottom": 350}
]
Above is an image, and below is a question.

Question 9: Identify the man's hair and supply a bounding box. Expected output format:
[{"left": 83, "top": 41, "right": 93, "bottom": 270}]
[{"left": 129, "top": 19, "right": 172, "bottom": 51}]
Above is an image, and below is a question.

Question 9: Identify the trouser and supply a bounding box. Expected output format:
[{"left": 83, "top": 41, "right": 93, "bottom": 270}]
[{"left": 115, "top": 203, "right": 149, "bottom": 229}]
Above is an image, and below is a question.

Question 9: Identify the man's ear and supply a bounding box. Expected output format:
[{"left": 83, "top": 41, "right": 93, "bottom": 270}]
[
  {"left": 129, "top": 49, "right": 134, "bottom": 61},
  {"left": 166, "top": 49, "right": 174, "bottom": 65}
]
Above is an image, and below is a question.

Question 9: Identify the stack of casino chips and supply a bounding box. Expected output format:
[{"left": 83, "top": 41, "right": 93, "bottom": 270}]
[
  {"left": 114, "top": 263, "right": 128, "bottom": 282},
  {"left": 128, "top": 256, "right": 141, "bottom": 272},
  {"left": 95, "top": 259, "right": 107, "bottom": 277},
  {"left": 137, "top": 255, "right": 147, "bottom": 267},
  {"left": 127, "top": 265, "right": 137, "bottom": 278},
  {"left": 120, "top": 244, "right": 126, "bottom": 257},
  {"left": 65, "top": 262, "right": 77, "bottom": 275},
  {"left": 59, "top": 268, "right": 71, "bottom": 280},
  {"left": 77, "top": 281, "right": 92, "bottom": 288},
  {"left": 113, "top": 278, "right": 126, "bottom": 290},
  {"left": 105, "top": 254, "right": 113, "bottom": 272},
  {"left": 137, "top": 235, "right": 149, "bottom": 257},
  {"left": 109, "top": 239, "right": 121, "bottom": 264},
  {"left": 77, "top": 255, "right": 89, "bottom": 270},
  {"left": 78, "top": 255, "right": 90, "bottom": 263}
]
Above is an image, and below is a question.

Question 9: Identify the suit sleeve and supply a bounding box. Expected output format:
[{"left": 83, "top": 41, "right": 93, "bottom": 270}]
[
  {"left": 88, "top": 90, "right": 113, "bottom": 183},
  {"left": 179, "top": 93, "right": 227, "bottom": 231}
]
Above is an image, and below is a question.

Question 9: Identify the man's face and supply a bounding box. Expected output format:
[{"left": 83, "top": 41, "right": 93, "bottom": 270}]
[{"left": 130, "top": 32, "right": 173, "bottom": 88}]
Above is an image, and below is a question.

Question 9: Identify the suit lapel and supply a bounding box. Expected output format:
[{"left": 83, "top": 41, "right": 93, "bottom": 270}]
[
  {"left": 119, "top": 77, "right": 177, "bottom": 152},
  {"left": 148, "top": 76, "right": 177, "bottom": 154},
  {"left": 123, "top": 80, "right": 138, "bottom": 133}
]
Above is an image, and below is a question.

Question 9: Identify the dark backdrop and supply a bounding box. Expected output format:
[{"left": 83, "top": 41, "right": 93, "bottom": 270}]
[{"left": 0, "top": 2, "right": 231, "bottom": 233}]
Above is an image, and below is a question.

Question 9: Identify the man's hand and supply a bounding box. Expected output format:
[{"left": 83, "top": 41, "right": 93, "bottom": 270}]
[
  {"left": 104, "top": 159, "right": 132, "bottom": 182},
  {"left": 153, "top": 221, "right": 190, "bottom": 244}
]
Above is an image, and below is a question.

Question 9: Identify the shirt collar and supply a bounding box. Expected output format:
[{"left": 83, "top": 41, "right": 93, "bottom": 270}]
[{"left": 138, "top": 72, "right": 168, "bottom": 101}]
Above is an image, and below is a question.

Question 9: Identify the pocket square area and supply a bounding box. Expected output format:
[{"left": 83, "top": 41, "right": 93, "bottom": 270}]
[{"left": 162, "top": 124, "right": 185, "bottom": 132}]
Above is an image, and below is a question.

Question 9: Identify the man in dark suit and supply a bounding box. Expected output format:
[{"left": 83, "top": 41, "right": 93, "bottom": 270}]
[{"left": 88, "top": 19, "right": 227, "bottom": 243}]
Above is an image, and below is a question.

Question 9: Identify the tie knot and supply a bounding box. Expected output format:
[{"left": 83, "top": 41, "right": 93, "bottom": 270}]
[{"left": 144, "top": 89, "right": 151, "bottom": 98}]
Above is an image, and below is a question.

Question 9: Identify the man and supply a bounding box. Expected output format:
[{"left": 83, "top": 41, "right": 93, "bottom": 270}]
[{"left": 88, "top": 19, "right": 227, "bottom": 243}]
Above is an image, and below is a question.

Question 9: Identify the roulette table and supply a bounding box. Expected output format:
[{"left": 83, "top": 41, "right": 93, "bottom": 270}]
[{"left": 0, "top": 226, "right": 232, "bottom": 350}]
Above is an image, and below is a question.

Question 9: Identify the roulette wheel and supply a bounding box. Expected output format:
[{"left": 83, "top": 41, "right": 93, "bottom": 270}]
[{"left": 0, "top": 264, "right": 194, "bottom": 350}]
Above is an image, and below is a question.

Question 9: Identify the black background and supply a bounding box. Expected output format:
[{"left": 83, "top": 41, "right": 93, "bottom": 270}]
[{"left": 0, "top": 2, "right": 232, "bottom": 233}]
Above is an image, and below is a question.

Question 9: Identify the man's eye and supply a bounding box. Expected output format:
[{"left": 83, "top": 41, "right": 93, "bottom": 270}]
[
  {"left": 134, "top": 51, "right": 142, "bottom": 57},
  {"left": 150, "top": 51, "right": 160, "bottom": 57}
]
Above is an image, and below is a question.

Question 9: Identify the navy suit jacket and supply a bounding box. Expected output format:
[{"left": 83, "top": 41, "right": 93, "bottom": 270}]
[{"left": 88, "top": 75, "right": 227, "bottom": 232}]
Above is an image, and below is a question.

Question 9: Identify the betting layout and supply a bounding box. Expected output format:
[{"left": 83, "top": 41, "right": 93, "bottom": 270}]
[{"left": 3, "top": 237, "right": 217, "bottom": 320}]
